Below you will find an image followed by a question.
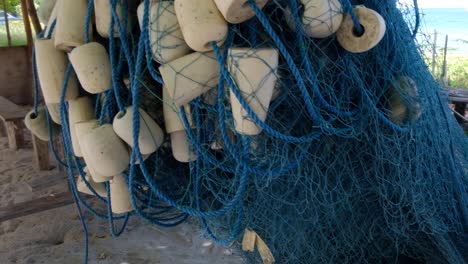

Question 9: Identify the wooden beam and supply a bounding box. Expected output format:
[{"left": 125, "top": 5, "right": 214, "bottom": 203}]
[
  {"left": 0, "top": 192, "right": 76, "bottom": 222},
  {"left": 32, "top": 135, "right": 51, "bottom": 170},
  {"left": 26, "top": 0, "right": 42, "bottom": 34}
]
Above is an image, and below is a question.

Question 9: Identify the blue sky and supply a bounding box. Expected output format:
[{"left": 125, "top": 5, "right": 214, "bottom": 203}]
[{"left": 402, "top": 0, "right": 468, "bottom": 8}]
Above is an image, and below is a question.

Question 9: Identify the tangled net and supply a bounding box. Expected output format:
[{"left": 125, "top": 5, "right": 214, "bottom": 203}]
[{"left": 32, "top": 0, "right": 468, "bottom": 263}]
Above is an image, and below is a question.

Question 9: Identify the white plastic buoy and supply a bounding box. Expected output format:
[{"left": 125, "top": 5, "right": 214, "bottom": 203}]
[
  {"left": 174, "top": 0, "right": 228, "bottom": 51},
  {"left": 214, "top": 0, "right": 269, "bottom": 24},
  {"left": 68, "top": 97, "right": 95, "bottom": 157},
  {"left": 69, "top": 42, "right": 112, "bottom": 94},
  {"left": 286, "top": 0, "right": 343, "bottom": 38},
  {"left": 163, "top": 87, "right": 197, "bottom": 162},
  {"left": 113, "top": 106, "right": 164, "bottom": 155},
  {"left": 76, "top": 174, "right": 107, "bottom": 197},
  {"left": 137, "top": 1, "right": 191, "bottom": 63},
  {"left": 76, "top": 120, "right": 113, "bottom": 183},
  {"left": 94, "top": 0, "right": 133, "bottom": 38},
  {"left": 46, "top": 103, "right": 61, "bottom": 125},
  {"left": 336, "top": 7, "right": 386, "bottom": 53},
  {"left": 109, "top": 175, "right": 133, "bottom": 214},
  {"left": 38, "top": 0, "right": 58, "bottom": 25},
  {"left": 35, "top": 39, "right": 79, "bottom": 104},
  {"left": 24, "top": 107, "right": 52, "bottom": 141},
  {"left": 160, "top": 52, "right": 219, "bottom": 107},
  {"left": 388, "top": 76, "right": 421, "bottom": 125},
  {"left": 54, "top": 0, "right": 91, "bottom": 51},
  {"left": 228, "top": 48, "right": 279, "bottom": 135},
  {"left": 81, "top": 124, "right": 130, "bottom": 177}
]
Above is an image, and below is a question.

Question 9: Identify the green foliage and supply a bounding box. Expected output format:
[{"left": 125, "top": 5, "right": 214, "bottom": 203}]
[
  {"left": 0, "top": 20, "right": 27, "bottom": 47},
  {"left": 0, "top": 0, "right": 21, "bottom": 15}
]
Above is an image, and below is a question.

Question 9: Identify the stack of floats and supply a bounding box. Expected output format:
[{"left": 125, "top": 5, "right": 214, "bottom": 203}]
[{"left": 25, "top": 0, "right": 468, "bottom": 263}]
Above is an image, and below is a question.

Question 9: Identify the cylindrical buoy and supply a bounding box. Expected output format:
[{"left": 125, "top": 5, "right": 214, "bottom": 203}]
[
  {"left": 76, "top": 174, "right": 107, "bottom": 197},
  {"left": 163, "top": 87, "right": 197, "bottom": 162},
  {"left": 94, "top": 0, "right": 133, "bottom": 38},
  {"left": 171, "top": 130, "right": 197, "bottom": 163},
  {"left": 160, "top": 52, "right": 219, "bottom": 107},
  {"left": 214, "top": 0, "right": 269, "bottom": 24},
  {"left": 76, "top": 120, "right": 113, "bottom": 183},
  {"left": 68, "top": 97, "right": 95, "bottom": 157},
  {"left": 113, "top": 106, "right": 164, "bottom": 155},
  {"left": 46, "top": 103, "right": 62, "bottom": 125},
  {"left": 44, "top": 0, "right": 59, "bottom": 38},
  {"left": 286, "top": 0, "right": 343, "bottom": 38},
  {"left": 69, "top": 42, "right": 112, "bottom": 94},
  {"left": 137, "top": 1, "right": 191, "bottom": 63},
  {"left": 109, "top": 175, "right": 133, "bottom": 214},
  {"left": 336, "top": 7, "right": 386, "bottom": 53},
  {"left": 35, "top": 39, "right": 79, "bottom": 104},
  {"left": 54, "top": 0, "right": 91, "bottom": 51},
  {"left": 228, "top": 48, "right": 279, "bottom": 135},
  {"left": 24, "top": 107, "right": 54, "bottom": 141},
  {"left": 81, "top": 124, "right": 130, "bottom": 177},
  {"left": 38, "top": 0, "right": 58, "bottom": 25},
  {"left": 174, "top": 0, "right": 228, "bottom": 51}
]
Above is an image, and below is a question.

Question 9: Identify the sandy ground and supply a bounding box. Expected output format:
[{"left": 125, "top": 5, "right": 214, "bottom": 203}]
[{"left": 0, "top": 135, "right": 244, "bottom": 264}]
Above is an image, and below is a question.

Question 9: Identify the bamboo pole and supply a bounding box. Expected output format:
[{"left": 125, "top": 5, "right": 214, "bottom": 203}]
[
  {"left": 20, "top": 0, "right": 33, "bottom": 51},
  {"left": 431, "top": 30, "right": 437, "bottom": 75},
  {"left": 441, "top": 34, "right": 449, "bottom": 86},
  {"left": 1, "top": 0, "right": 12, "bottom": 46}
]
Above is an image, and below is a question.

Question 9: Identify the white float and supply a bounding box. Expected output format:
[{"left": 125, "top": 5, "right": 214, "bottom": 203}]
[
  {"left": 137, "top": 1, "right": 191, "bottom": 63},
  {"left": 81, "top": 124, "right": 130, "bottom": 177},
  {"left": 160, "top": 52, "right": 219, "bottom": 107},
  {"left": 35, "top": 39, "right": 79, "bottom": 104},
  {"left": 68, "top": 97, "right": 95, "bottom": 157},
  {"left": 109, "top": 175, "right": 133, "bottom": 214},
  {"left": 54, "top": 0, "right": 91, "bottom": 51},
  {"left": 174, "top": 0, "right": 228, "bottom": 51},
  {"left": 228, "top": 48, "right": 279, "bottom": 135},
  {"left": 24, "top": 107, "right": 52, "bottom": 141},
  {"left": 113, "top": 106, "right": 164, "bottom": 155},
  {"left": 214, "top": 0, "right": 269, "bottom": 24},
  {"left": 69, "top": 42, "right": 112, "bottom": 94}
]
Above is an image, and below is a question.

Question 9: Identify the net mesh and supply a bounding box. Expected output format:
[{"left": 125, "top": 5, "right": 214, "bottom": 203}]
[{"left": 34, "top": 0, "right": 468, "bottom": 263}]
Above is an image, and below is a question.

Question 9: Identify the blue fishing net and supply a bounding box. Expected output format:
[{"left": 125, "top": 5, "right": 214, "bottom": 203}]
[{"left": 33, "top": 0, "right": 468, "bottom": 263}]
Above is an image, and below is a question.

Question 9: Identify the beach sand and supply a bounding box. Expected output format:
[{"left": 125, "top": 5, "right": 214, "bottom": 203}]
[{"left": 0, "top": 136, "right": 244, "bottom": 264}]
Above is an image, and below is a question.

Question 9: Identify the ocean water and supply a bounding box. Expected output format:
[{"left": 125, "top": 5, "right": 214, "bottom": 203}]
[{"left": 419, "top": 8, "right": 468, "bottom": 54}]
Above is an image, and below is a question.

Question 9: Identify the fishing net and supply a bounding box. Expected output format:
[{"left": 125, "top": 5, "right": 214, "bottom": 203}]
[{"left": 32, "top": 0, "right": 468, "bottom": 263}]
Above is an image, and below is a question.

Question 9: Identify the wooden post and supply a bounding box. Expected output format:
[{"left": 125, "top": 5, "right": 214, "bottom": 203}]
[
  {"left": 431, "top": 30, "right": 437, "bottom": 75},
  {"left": 20, "top": 0, "right": 34, "bottom": 55},
  {"left": 454, "top": 103, "right": 467, "bottom": 124},
  {"left": 440, "top": 34, "right": 449, "bottom": 86},
  {"left": 32, "top": 135, "right": 51, "bottom": 170},
  {"left": 26, "top": 0, "right": 42, "bottom": 34},
  {"left": 5, "top": 120, "right": 24, "bottom": 150},
  {"left": 1, "top": 0, "right": 12, "bottom": 46}
]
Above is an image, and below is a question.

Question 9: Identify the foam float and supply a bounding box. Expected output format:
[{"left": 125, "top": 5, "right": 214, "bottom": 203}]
[
  {"left": 24, "top": 107, "right": 55, "bottom": 141},
  {"left": 69, "top": 42, "right": 112, "bottom": 94},
  {"left": 35, "top": 39, "right": 79, "bottom": 104},
  {"left": 160, "top": 52, "right": 219, "bottom": 107},
  {"left": 214, "top": 0, "right": 269, "bottom": 24},
  {"left": 228, "top": 48, "right": 279, "bottom": 135},
  {"left": 109, "top": 175, "right": 133, "bottom": 214},
  {"left": 76, "top": 174, "right": 107, "bottom": 197},
  {"left": 174, "top": 0, "right": 228, "bottom": 51},
  {"left": 68, "top": 96, "right": 95, "bottom": 157},
  {"left": 54, "top": 0, "right": 91, "bottom": 51},
  {"left": 81, "top": 124, "right": 130, "bottom": 177},
  {"left": 113, "top": 106, "right": 164, "bottom": 155},
  {"left": 163, "top": 87, "right": 197, "bottom": 162}
]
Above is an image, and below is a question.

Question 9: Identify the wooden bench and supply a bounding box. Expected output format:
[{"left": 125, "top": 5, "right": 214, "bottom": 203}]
[
  {"left": 444, "top": 88, "right": 468, "bottom": 127},
  {"left": 0, "top": 96, "right": 28, "bottom": 150}
]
